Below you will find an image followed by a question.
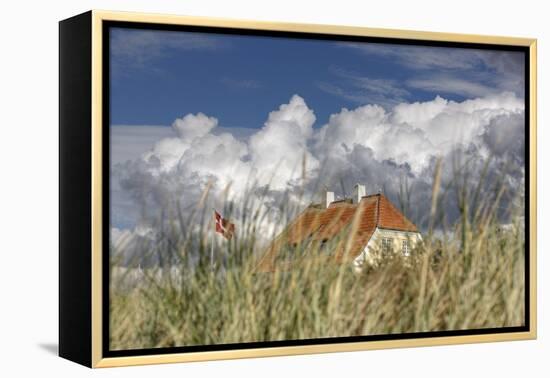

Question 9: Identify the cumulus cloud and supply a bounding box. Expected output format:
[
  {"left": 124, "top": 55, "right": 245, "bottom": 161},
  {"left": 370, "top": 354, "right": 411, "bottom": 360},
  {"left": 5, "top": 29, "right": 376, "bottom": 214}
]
[
  {"left": 111, "top": 92, "right": 526, "bottom": 258},
  {"left": 130, "top": 95, "right": 318, "bottom": 193},
  {"left": 129, "top": 113, "right": 250, "bottom": 201},
  {"left": 112, "top": 95, "right": 320, "bottom": 244},
  {"left": 249, "top": 94, "right": 319, "bottom": 189},
  {"left": 313, "top": 92, "right": 523, "bottom": 176},
  {"left": 172, "top": 112, "right": 218, "bottom": 139}
]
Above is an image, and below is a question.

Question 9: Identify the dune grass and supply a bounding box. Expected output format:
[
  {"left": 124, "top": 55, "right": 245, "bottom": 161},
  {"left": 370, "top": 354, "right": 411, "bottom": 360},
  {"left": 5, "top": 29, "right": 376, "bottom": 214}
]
[{"left": 109, "top": 161, "right": 525, "bottom": 350}]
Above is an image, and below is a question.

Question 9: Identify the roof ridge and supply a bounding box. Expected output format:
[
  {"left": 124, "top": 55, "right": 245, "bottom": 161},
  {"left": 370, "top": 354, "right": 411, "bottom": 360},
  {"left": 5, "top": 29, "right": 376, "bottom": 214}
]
[{"left": 361, "top": 193, "right": 380, "bottom": 199}]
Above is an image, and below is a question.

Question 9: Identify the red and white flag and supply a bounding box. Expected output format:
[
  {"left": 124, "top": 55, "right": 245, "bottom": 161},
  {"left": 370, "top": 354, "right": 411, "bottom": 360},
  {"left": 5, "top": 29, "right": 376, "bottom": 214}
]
[{"left": 214, "top": 210, "right": 235, "bottom": 240}]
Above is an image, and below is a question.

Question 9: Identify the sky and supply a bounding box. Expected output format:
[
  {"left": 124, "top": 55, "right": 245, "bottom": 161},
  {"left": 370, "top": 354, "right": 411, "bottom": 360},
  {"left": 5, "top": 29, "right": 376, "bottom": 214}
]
[
  {"left": 109, "top": 26, "right": 526, "bottom": 252},
  {"left": 110, "top": 27, "right": 524, "bottom": 129}
]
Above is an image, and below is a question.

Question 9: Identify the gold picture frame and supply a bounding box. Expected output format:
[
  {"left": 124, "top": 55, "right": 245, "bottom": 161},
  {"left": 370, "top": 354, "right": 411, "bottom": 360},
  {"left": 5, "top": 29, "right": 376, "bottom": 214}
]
[{"left": 59, "top": 9, "right": 537, "bottom": 368}]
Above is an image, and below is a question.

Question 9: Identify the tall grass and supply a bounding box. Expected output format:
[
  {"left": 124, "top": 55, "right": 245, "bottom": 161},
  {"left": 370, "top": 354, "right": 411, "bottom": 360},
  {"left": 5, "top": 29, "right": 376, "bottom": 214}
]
[{"left": 109, "top": 159, "right": 525, "bottom": 350}]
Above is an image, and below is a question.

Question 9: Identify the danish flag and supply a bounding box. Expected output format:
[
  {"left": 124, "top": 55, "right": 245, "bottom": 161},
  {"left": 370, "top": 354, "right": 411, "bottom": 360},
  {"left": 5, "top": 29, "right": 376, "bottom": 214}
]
[{"left": 214, "top": 210, "right": 235, "bottom": 240}]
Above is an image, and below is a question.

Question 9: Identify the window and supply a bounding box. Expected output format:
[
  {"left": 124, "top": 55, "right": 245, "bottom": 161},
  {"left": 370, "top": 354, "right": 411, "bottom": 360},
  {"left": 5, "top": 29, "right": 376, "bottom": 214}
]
[
  {"left": 402, "top": 239, "right": 411, "bottom": 256},
  {"left": 381, "top": 237, "right": 393, "bottom": 255}
]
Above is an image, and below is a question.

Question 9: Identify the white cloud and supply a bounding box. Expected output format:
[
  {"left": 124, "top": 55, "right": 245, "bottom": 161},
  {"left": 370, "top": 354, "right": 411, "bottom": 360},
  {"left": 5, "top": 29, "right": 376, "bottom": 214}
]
[
  {"left": 389, "top": 92, "right": 524, "bottom": 158},
  {"left": 111, "top": 124, "right": 257, "bottom": 166},
  {"left": 130, "top": 96, "right": 319, "bottom": 195},
  {"left": 112, "top": 96, "right": 319, "bottom": 241},
  {"left": 172, "top": 112, "right": 218, "bottom": 140},
  {"left": 140, "top": 113, "right": 250, "bottom": 193},
  {"left": 249, "top": 94, "right": 319, "bottom": 189},
  {"left": 112, "top": 92, "right": 526, "bottom": 256},
  {"left": 315, "top": 103, "right": 434, "bottom": 175}
]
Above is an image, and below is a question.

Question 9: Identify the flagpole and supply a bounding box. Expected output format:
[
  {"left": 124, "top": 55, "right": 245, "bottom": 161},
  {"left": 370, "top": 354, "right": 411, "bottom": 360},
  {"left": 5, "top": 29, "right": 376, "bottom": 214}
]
[{"left": 211, "top": 209, "right": 215, "bottom": 271}]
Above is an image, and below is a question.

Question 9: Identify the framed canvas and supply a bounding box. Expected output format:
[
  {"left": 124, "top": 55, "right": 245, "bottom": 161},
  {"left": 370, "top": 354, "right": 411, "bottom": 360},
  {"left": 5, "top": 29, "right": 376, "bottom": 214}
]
[{"left": 59, "top": 10, "right": 537, "bottom": 368}]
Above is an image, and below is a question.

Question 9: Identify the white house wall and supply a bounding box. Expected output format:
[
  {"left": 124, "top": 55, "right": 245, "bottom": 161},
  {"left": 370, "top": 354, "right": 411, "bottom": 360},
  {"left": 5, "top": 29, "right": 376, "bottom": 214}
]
[{"left": 353, "top": 227, "right": 422, "bottom": 270}]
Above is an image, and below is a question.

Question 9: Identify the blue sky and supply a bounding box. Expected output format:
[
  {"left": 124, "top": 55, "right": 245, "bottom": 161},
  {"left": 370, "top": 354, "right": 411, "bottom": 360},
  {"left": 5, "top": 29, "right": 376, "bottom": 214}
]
[{"left": 110, "top": 27, "right": 524, "bottom": 129}]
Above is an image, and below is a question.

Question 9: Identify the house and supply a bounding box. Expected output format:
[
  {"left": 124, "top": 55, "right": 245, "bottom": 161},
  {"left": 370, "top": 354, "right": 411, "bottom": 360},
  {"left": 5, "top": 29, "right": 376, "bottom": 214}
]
[{"left": 256, "top": 184, "right": 422, "bottom": 272}]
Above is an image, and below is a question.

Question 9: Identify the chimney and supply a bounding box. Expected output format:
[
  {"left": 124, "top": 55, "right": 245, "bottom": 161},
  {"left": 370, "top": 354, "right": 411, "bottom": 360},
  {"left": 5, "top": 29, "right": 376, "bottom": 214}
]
[
  {"left": 325, "top": 190, "right": 335, "bottom": 208},
  {"left": 354, "top": 183, "right": 366, "bottom": 203}
]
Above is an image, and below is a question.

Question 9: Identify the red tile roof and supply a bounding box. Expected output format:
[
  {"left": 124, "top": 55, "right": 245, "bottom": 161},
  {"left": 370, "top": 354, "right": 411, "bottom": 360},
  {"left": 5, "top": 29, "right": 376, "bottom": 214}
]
[{"left": 255, "top": 193, "right": 419, "bottom": 272}]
